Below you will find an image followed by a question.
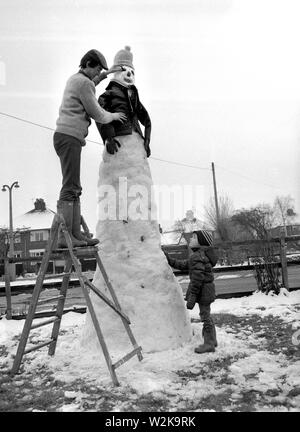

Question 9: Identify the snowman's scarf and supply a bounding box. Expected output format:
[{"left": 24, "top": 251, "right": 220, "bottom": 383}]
[
  {"left": 110, "top": 79, "right": 136, "bottom": 97},
  {"left": 110, "top": 78, "right": 131, "bottom": 89}
]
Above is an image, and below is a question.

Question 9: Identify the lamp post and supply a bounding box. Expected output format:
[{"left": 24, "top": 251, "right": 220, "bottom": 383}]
[{"left": 2, "top": 181, "right": 20, "bottom": 281}]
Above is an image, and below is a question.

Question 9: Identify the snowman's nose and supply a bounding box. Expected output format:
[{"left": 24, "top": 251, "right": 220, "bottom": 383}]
[{"left": 127, "top": 71, "right": 131, "bottom": 76}]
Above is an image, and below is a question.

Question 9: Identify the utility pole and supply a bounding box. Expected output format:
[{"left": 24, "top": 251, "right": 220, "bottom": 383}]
[{"left": 211, "top": 162, "right": 220, "bottom": 237}]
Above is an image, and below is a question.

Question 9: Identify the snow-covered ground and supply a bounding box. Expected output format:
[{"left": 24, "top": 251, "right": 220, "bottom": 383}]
[
  {"left": 0, "top": 271, "right": 94, "bottom": 289},
  {"left": 0, "top": 289, "right": 299, "bottom": 412}
]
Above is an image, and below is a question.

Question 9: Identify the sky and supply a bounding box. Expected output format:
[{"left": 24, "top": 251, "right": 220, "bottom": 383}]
[{"left": 0, "top": 0, "right": 300, "bottom": 231}]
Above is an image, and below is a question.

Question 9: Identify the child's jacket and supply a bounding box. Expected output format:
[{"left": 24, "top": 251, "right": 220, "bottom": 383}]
[
  {"left": 167, "top": 247, "right": 218, "bottom": 305},
  {"left": 96, "top": 80, "right": 151, "bottom": 144}
]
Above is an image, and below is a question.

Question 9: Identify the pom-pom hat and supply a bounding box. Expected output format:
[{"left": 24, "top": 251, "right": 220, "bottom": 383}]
[
  {"left": 113, "top": 46, "right": 134, "bottom": 69},
  {"left": 193, "top": 230, "right": 213, "bottom": 246}
]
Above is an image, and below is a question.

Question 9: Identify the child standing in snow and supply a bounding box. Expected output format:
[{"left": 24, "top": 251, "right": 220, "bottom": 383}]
[{"left": 165, "top": 230, "right": 218, "bottom": 353}]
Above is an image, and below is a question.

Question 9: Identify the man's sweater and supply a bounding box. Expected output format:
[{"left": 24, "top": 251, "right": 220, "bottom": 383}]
[{"left": 55, "top": 72, "right": 115, "bottom": 144}]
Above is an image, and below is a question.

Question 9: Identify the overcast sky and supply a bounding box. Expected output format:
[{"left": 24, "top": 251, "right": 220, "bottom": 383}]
[{"left": 0, "top": 0, "right": 299, "bottom": 231}]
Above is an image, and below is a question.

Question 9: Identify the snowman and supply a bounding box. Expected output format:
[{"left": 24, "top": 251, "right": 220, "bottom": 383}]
[
  {"left": 96, "top": 45, "right": 151, "bottom": 159},
  {"left": 81, "top": 46, "right": 192, "bottom": 358}
]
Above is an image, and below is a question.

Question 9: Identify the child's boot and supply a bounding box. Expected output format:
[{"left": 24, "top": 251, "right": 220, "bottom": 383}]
[
  {"left": 212, "top": 325, "right": 218, "bottom": 347},
  {"left": 202, "top": 324, "right": 218, "bottom": 347},
  {"left": 195, "top": 328, "right": 215, "bottom": 354}
]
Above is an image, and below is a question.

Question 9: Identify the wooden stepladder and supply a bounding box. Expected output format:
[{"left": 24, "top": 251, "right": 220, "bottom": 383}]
[{"left": 11, "top": 213, "right": 143, "bottom": 386}]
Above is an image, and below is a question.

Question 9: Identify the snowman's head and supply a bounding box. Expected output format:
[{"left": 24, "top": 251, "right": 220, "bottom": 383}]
[
  {"left": 111, "top": 46, "right": 135, "bottom": 87},
  {"left": 113, "top": 65, "right": 135, "bottom": 86}
]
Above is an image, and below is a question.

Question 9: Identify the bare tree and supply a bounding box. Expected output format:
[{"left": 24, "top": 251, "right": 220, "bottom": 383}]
[
  {"left": 273, "top": 195, "right": 297, "bottom": 232},
  {"left": 231, "top": 204, "right": 281, "bottom": 294},
  {"left": 231, "top": 204, "right": 275, "bottom": 240},
  {"left": 204, "top": 195, "right": 235, "bottom": 241}
]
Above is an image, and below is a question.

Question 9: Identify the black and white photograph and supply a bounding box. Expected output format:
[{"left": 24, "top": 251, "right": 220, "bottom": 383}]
[{"left": 0, "top": 0, "right": 299, "bottom": 417}]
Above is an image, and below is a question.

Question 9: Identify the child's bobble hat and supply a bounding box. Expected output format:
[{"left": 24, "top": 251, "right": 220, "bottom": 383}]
[{"left": 113, "top": 46, "right": 134, "bottom": 69}]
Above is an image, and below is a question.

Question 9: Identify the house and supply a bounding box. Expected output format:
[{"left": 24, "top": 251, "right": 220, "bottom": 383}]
[
  {"left": 0, "top": 199, "right": 56, "bottom": 274},
  {"left": 1, "top": 199, "right": 56, "bottom": 274},
  {"left": 269, "top": 224, "right": 300, "bottom": 238},
  {"left": 0, "top": 198, "right": 98, "bottom": 276}
]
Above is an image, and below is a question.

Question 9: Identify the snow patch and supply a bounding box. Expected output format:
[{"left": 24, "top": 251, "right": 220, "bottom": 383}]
[{"left": 1, "top": 289, "right": 299, "bottom": 412}]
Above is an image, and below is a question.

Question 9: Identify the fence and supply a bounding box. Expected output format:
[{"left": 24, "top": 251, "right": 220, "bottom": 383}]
[
  {"left": 0, "top": 248, "right": 97, "bottom": 320},
  {"left": 213, "top": 232, "right": 300, "bottom": 290},
  {"left": 1, "top": 233, "right": 300, "bottom": 320}
]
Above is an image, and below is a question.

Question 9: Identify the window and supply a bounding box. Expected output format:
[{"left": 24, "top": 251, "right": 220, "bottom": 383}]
[
  {"left": 29, "top": 249, "right": 44, "bottom": 257},
  {"left": 30, "top": 230, "right": 49, "bottom": 242},
  {"left": 29, "top": 249, "right": 45, "bottom": 266},
  {"left": 14, "top": 233, "right": 21, "bottom": 243},
  {"left": 14, "top": 251, "right": 22, "bottom": 258}
]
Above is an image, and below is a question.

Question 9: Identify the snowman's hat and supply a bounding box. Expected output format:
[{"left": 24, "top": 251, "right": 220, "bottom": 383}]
[{"left": 113, "top": 46, "right": 134, "bottom": 70}]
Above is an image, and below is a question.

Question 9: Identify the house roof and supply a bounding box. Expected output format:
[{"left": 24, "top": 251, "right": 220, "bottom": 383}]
[
  {"left": 13, "top": 208, "right": 55, "bottom": 231},
  {"left": 11, "top": 199, "right": 55, "bottom": 231}
]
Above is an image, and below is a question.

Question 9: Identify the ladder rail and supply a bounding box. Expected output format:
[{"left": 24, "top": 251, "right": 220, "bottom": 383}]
[
  {"left": 95, "top": 253, "right": 143, "bottom": 361},
  {"left": 83, "top": 277, "right": 131, "bottom": 323},
  {"left": 48, "top": 257, "right": 72, "bottom": 356},
  {"left": 60, "top": 228, "right": 120, "bottom": 386},
  {"left": 11, "top": 215, "right": 61, "bottom": 374}
]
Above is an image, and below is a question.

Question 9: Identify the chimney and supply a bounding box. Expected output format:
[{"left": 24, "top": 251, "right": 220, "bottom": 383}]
[{"left": 34, "top": 198, "right": 46, "bottom": 211}]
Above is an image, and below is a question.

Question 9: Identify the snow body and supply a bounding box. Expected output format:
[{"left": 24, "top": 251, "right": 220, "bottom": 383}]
[{"left": 81, "top": 131, "right": 192, "bottom": 356}]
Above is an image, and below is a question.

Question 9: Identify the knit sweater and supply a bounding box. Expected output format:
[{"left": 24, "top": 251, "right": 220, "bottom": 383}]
[{"left": 55, "top": 72, "right": 115, "bottom": 144}]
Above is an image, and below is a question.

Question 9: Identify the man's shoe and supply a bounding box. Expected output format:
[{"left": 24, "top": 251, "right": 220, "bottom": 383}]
[
  {"left": 72, "top": 200, "right": 99, "bottom": 246},
  {"left": 57, "top": 200, "right": 87, "bottom": 248}
]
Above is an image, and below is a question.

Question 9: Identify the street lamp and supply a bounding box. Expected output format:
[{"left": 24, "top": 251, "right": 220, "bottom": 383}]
[{"left": 2, "top": 181, "right": 20, "bottom": 281}]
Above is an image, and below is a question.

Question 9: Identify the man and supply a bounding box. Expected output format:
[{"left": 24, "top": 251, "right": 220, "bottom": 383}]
[{"left": 54, "top": 49, "right": 126, "bottom": 247}]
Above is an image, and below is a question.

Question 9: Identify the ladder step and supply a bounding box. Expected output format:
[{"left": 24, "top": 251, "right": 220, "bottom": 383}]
[
  {"left": 113, "top": 346, "right": 143, "bottom": 370},
  {"left": 37, "top": 295, "right": 65, "bottom": 305},
  {"left": 53, "top": 246, "right": 98, "bottom": 253},
  {"left": 84, "top": 278, "right": 131, "bottom": 324},
  {"left": 30, "top": 316, "right": 60, "bottom": 330},
  {"left": 43, "top": 273, "right": 72, "bottom": 280},
  {"left": 24, "top": 339, "right": 54, "bottom": 355}
]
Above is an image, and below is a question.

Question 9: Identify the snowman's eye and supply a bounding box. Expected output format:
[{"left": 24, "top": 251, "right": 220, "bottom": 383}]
[{"left": 131, "top": 70, "right": 135, "bottom": 76}]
